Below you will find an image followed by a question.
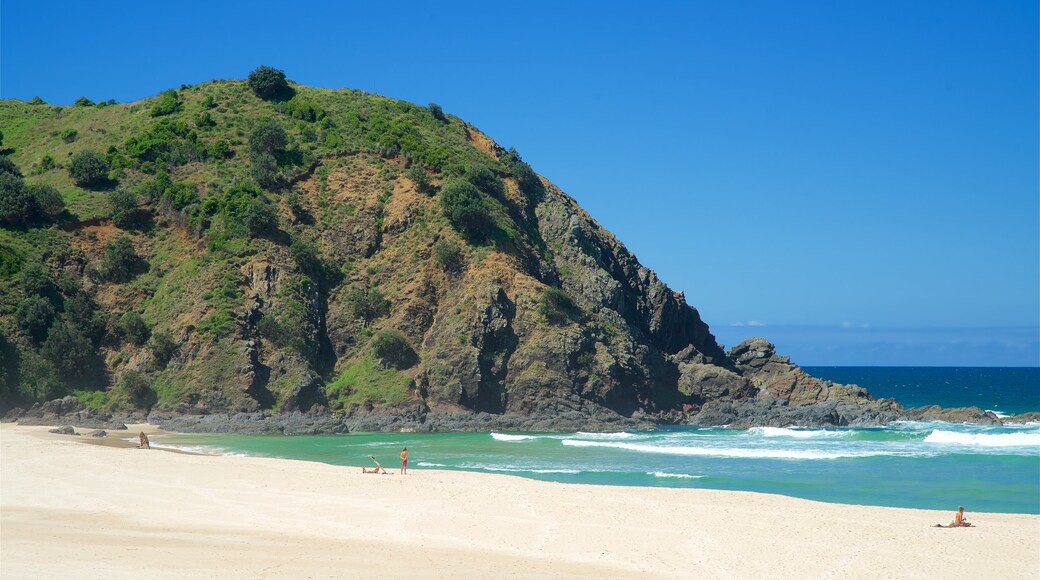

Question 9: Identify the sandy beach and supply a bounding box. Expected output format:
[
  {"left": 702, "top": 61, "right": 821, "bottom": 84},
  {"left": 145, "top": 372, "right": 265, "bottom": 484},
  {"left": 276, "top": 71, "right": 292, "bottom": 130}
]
[{"left": 1, "top": 424, "right": 1037, "bottom": 579}]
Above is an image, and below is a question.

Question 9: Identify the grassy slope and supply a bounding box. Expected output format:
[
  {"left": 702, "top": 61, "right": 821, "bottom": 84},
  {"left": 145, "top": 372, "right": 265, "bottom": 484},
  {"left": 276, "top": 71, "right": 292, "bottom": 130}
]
[{"left": 0, "top": 77, "right": 558, "bottom": 414}]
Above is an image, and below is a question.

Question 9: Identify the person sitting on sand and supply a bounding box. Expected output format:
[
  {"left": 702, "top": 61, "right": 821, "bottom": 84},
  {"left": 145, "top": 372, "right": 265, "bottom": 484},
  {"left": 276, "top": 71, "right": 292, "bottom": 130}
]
[
  {"left": 952, "top": 506, "right": 972, "bottom": 527},
  {"left": 936, "top": 506, "right": 973, "bottom": 528},
  {"left": 137, "top": 432, "right": 150, "bottom": 449}
]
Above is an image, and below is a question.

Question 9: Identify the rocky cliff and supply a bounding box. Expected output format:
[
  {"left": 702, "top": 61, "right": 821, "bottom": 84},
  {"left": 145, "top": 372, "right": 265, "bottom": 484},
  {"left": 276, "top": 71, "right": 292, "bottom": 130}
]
[{"left": 0, "top": 73, "right": 994, "bottom": 430}]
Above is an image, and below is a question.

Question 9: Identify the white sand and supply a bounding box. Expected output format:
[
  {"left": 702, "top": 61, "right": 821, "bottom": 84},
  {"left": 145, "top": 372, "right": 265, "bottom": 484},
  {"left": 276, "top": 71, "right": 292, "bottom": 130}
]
[{"left": 2, "top": 423, "right": 1037, "bottom": 579}]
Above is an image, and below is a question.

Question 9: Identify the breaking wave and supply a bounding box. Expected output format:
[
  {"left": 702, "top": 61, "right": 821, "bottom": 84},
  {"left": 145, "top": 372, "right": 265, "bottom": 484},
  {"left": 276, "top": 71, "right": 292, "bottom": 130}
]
[
  {"left": 561, "top": 439, "right": 907, "bottom": 460},
  {"left": 923, "top": 430, "right": 1040, "bottom": 448}
]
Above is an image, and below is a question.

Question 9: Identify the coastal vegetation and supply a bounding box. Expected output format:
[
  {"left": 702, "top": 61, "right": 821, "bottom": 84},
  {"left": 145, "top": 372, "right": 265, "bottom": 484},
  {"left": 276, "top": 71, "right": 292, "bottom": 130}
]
[{"left": 0, "top": 67, "right": 891, "bottom": 428}]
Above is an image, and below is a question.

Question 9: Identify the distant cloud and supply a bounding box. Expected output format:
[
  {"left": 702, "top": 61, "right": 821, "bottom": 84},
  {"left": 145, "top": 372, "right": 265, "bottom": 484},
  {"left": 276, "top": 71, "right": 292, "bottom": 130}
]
[
  {"left": 730, "top": 320, "right": 765, "bottom": 327},
  {"left": 841, "top": 321, "right": 853, "bottom": 328}
]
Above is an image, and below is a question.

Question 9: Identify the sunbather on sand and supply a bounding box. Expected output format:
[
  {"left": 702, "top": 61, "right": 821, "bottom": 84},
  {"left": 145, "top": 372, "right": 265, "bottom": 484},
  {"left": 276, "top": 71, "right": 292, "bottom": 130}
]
[{"left": 935, "top": 506, "right": 973, "bottom": 528}]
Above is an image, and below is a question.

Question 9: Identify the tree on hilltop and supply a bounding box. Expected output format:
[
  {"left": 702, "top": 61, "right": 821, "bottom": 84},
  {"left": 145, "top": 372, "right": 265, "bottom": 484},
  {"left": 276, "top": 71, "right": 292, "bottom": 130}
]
[{"left": 248, "top": 66, "right": 292, "bottom": 101}]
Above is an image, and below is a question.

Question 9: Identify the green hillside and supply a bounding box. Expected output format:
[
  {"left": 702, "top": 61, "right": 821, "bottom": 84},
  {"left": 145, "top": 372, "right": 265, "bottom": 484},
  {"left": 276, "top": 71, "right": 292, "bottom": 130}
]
[{"left": 0, "top": 67, "right": 757, "bottom": 421}]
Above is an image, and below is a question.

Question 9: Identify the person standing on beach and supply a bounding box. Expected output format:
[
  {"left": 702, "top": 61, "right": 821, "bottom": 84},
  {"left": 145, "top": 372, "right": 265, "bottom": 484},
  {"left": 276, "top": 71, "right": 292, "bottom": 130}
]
[{"left": 400, "top": 448, "right": 408, "bottom": 474}]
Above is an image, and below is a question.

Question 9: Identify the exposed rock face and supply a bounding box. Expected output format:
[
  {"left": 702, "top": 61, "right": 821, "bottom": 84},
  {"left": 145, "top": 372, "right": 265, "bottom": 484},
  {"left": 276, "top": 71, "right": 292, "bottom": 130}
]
[{"left": 900, "top": 405, "right": 1001, "bottom": 425}]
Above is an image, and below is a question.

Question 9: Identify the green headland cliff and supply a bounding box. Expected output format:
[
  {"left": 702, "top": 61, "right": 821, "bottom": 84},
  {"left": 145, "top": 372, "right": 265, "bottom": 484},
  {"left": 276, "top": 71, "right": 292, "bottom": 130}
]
[{"left": 0, "top": 68, "right": 997, "bottom": 431}]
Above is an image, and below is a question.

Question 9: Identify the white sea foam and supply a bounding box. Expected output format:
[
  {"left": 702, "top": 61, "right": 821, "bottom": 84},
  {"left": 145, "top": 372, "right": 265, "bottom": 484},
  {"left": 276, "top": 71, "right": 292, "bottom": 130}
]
[
  {"left": 561, "top": 439, "right": 902, "bottom": 460},
  {"left": 985, "top": 410, "right": 1011, "bottom": 418},
  {"left": 747, "top": 427, "right": 848, "bottom": 439},
  {"left": 148, "top": 442, "right": 246, "bottom": 456},
  {"left": 416, "top": 462, "right": 447, "bottom": 467},
  {"left": 470, "top": 465, "right": 581, "bottom": 474},
  {"left": 648, "top": 471, "right": 704, "bottom": 479},
  {"left": 923, "top": 430, "right": 1040, "bottom": 448},
  {"left": 490, "top": 433, "right": 540, "bottom": 442},
  {"left": 574, "top": 431, "right": 638, "bottom": 440}
]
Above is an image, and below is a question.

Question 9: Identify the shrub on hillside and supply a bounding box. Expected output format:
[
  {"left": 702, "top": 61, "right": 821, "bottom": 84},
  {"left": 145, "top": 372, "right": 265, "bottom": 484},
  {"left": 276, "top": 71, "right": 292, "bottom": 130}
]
[
  {"left": 465, "top": 164, "right": 504, "bottom": 198},
  {"left": 60, "top": 128, "right": 78, "bottom": 143},
  {"left": 406, "top": 167, "right": 433, "bottom": 195},
  {"left": 242, "top": 196, "right": 278, "bottom": 236},
  {"left": 102, "top": 234, "right": 142, "bottom": 282},
  {"left": 432, "top": 238, "right": 465, "bottom": 275},
  {"left": 150, "top": 89, "right": 182, "bottom": 117},
  {"left": 195, "top": 111, "right": 216, "bottom": 128},
  {"left": 346, "top": 286, "right": 391, "bottom": 327},
  {"left": 429, "top": 102, "right": 446, "bottom": 122},
  {"left": 113, "top": 369, "right": 156, "bottom": 410},
  {"left": 371, "top": 329, "right": 418, "bottom": 369},
  {"left": 15, "top": 295, "right": 56, "bottom": 343},
  {"left": 0, "top": 159, "right": 64, "bottom": 224},
  {"left": 505, "top": 147, "right": 542, "bottom": 200},
  {"left": 249, "top": 119, "right": 288, "bottom": 157},
  {"left": 73, "top": 96, "right": 94, "bottom": 107},
  {"left": 40, "top": 320, "right": 97, "bottom": 383},
  {"left": 124, "top": 118, "right": 203, "bottom": 166},
  {"left": 108, "top": 188, "right": 145, "bottom": 229},
  {"left": 440, "top": 180, "right": 494, "bottom": 244},
  {"left": 68, "top": 150, "right": 109, "bottom": 187},
  {"left": 148, "top": 331, "right": 177, "bottom": 368},
  {"left": 539, "top": 287, "right": 582, "bottom": 325},
  {"left": 283, "top": 97, "right": 324, "bottom": 122},
  {"left": 0, "top": 156, "right": 22, "bottom": 178},
  {"left": 0, "top": 172, "right": 37, "bottom": 224},
  {"left": 28, "top": 184, "right": 65, "bottom": 218},
  {"left": 248, "top": 66, "right": 292, "bottom": 101},
  {"left": 116, "top": 312, "right": 150, "bottom": 345}
]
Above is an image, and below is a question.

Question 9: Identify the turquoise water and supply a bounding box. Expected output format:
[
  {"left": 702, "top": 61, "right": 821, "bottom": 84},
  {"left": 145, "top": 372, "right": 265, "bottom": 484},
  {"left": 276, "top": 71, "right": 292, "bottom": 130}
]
[
  {"left": 155, "top": 423, "right": 1040, "bottom": 514},
  {"left": 153, "top": 367, "right": 1040, "bottom": 514}
]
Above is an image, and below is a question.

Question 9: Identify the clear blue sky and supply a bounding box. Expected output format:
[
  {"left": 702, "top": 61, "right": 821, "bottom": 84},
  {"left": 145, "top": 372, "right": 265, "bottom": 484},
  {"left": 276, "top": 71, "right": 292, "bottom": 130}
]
[{"left": 2, "top": 1, "right": 1037, "bottom": 365}]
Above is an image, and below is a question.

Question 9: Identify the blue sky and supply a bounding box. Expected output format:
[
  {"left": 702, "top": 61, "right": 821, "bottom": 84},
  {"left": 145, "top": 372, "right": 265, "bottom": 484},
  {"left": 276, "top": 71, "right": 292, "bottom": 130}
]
[{"left": 2, "top": 1, "right": 1037, "bottom": 365}]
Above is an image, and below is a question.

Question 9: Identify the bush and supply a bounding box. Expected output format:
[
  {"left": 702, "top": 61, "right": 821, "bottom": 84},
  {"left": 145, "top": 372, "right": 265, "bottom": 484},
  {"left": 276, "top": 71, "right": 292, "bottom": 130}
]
[
  {"left": 148, "top": 331, "right": 177, "bottom": 367},
  {"left": 15, "top": 296, "right": 56, "bottom": 343},
  {"left": 432, "top": 238, "right": 464, "bottom": 275},
  {"left": 208, "top": 139, "right": 231, "bottom": 159},
  {"left": 60, "top": 128, "right": 78, "bottom": 143},
  {"left": 406, "top": 167, "right": 433, "bottom": 195},
  {"left": 116, "top": 312, "right": 150, "bottom": 345},
  {"left": 0, "top": 171, "right": 38, "bottom": 224},
  {"left": 28, "top": 184, "right": 65, "bottom": 217},
  {"left": 102, "top": 234, "right": 141, "bottom": 282},
  {"left": 114, "top": 370, "right": 156, "bottom": 410},
  {"left": 539, "top": 287, "right": 582, "bottom": 325},
  {"left": 40, "top": 321, "right": 96, "bottom": 383},
  {"left": 150, "top": 89, "right": 182, "bottom": 117},
  {"left": 108, "top": 188, "right": 144, "bottom": 229},
  {"left": 247, "top": 66, "right": 292, "bottom": 100},
  {"left": 195, "top": 111, "right": 216, "bottom": 128},
  {"left": 0, "top": 156, "right": 22, "bottom": 178},
  {"left": 243, "top": 197, "right": 277, "bottom": 236},
  {"left": 505, "top": 147, "right": 542, "bottom": 200},
  {"left": 73, "top": 96, "right": 94, "bottom": 107},
  {"left": 429, "top": 102, "right": 446, "bottom": 122},
  {"left": 68, "top": 150, "right": 109, "bottom": 187},
  {"left": 249, "top": 118, "right": 288, "bottom": 157},
  {"left": 440, "top": 180, "right": 494, "bottom": 243},
  {"left": 371, "top": 329, "right": 417, "bottom": 369},
  {"left": 250, "top": 152, "right": 279, "bottom": 189},
  {"left": 124, "top": 118, "right": 202, "bottom": 166},
  {"left": 283, "top": 97, "right": 324, "bottom": 122},
  {"left": 346, "top": 286, "right": 391, "bottom": 327}
]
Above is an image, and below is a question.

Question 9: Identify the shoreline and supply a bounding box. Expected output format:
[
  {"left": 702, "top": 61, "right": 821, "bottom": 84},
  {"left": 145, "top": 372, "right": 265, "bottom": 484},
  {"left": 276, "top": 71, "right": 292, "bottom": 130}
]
[{"left": 3, "top": 423, "right": 1038, "bottom": 579}]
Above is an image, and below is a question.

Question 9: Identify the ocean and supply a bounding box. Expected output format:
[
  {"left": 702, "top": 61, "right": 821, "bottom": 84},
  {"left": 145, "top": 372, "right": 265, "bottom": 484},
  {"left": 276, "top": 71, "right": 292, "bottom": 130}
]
[{"left": 154, "top": 367, "right": 1040, "bottom": 514}]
